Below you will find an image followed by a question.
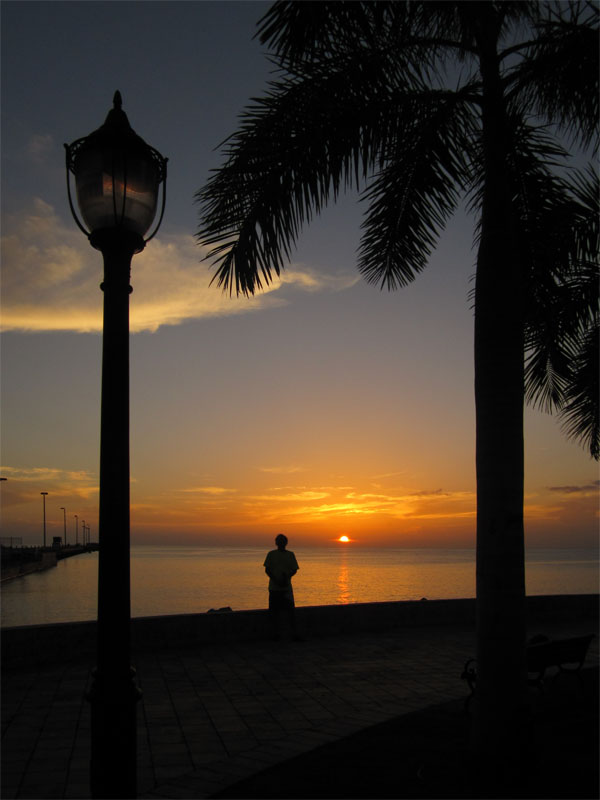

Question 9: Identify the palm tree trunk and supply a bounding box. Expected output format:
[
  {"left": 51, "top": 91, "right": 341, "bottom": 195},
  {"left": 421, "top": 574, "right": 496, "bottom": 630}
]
[{"left": 472, "top": 12, "right": 528, "bottom": 776}]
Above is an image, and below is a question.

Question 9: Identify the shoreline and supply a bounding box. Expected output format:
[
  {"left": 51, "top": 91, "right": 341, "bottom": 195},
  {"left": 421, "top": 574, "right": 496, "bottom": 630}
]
[{"left": 2, "top": 593, "right": 597, "bottom": 671}]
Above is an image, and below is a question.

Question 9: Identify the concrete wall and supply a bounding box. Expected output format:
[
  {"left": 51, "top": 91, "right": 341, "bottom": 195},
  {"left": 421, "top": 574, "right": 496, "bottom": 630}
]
[
  {"left": 2, "top": 594, "right": 597, "bottom": 671},
  {"left": 1, "top": 551, "right": 57, "bottom": 583}
]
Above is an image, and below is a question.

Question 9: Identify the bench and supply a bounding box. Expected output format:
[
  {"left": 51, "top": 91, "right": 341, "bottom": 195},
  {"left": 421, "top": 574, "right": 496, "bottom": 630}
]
[{"left": 461, "top": 633, "right": 595, "bottom": 709}]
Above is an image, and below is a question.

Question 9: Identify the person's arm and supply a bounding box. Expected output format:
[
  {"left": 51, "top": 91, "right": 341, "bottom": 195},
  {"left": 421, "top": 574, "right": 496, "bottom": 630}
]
[
  {"left": 282, "top": 556, "right": 297, "bottom": 581},
  {"left": 265, "top": 556, "right": 287, "bottom": 586}
]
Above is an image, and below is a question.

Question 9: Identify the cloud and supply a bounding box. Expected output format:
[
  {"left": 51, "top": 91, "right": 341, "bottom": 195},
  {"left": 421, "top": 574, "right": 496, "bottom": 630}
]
[
  {"left": 250, "top": 491, "right": 331, "bottom": 502},
  {"left": 258, "top": 465, "right": 309, "bottom": 474},
  {"left": 279, "top": 269, "right": 358, "bottom": 292},
  {"left": 0, "top": 466, "right": 96, "bottom": 483},
  {"left": 178, "top": 486, "right": 237, "bottom": 495},
  {"left": 0, "top": 465, "right": 99, "bottom": 504},
  {"left": 27, "top": 134, "right": 54, "bottom": 163},
  {"left": 232, "top": 483, "right": 476, "bottom": 524},
  {"left": 1, "top": 200, "right": 358, "bottom": 334},
  {"left": 548, "top": 482, "right": 599, "bottom": 495}
]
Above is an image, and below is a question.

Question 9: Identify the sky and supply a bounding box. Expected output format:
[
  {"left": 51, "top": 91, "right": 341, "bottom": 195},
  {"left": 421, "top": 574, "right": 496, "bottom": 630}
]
[{"left": 1, "top": 1, "right": 598, "bottom": 550}]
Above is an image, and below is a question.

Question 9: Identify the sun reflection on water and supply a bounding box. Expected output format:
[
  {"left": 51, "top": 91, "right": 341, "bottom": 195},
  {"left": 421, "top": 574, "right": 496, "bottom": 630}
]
[{"left": 337, "top": 550, "right": 350, "bottom": 604}]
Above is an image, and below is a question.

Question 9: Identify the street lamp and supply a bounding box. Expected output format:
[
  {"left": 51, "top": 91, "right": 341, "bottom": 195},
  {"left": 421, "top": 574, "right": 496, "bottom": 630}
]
[
  {"left": 65, "top": 91, "right": 167, "bottom": 800},
  {"left": 74, "top": 514, "right": 79, "bottom": 546},
  {"left": 60, "top": 507, "right": 67, "bottom": 546},
  {"left": 40, "top": 492, "right": 48, "bottom": 548}
]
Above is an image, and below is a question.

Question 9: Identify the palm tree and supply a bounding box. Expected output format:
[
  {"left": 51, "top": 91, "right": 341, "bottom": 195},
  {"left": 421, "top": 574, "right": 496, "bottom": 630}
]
[{"left": 196, "top": 0, "right": 598, "bottom": 769}]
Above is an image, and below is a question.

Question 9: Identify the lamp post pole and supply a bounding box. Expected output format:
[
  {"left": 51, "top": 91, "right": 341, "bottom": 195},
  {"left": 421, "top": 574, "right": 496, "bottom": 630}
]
[
  {"left": 41, "top": 492, "right": 48, "bottom": 548},
  {"left": 60, "top": 507, "right": 67, "bottom": 546},
  {"left": 74, "top": 514, "right": 79, "bottom": 546},
  {"left": 66, "top": 92, "right": 167, "bottom": 799},
  {"left": 90, "top": 227, "right": 139, "bottom": 798}
]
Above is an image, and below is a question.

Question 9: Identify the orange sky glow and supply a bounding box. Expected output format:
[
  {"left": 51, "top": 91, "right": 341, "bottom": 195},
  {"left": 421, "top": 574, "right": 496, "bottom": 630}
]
[{"left": 1, "top": 2, "right": 598, "bottom": 553}]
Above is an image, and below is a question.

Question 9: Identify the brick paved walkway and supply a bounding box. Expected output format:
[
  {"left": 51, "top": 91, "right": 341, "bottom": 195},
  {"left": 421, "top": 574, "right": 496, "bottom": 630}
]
[{"left": 2, "top": 619, "right": 597, "bottom": 799}]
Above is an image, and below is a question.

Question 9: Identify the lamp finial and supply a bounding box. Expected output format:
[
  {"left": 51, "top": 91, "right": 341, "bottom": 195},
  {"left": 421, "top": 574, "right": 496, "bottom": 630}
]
[{"left": 113, "top": 91, "right": 122, "bottom": 110}]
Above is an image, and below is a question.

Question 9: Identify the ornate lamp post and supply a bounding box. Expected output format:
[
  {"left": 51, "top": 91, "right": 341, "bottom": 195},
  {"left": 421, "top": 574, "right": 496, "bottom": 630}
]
[
  {"left": 65, "top": 91, "right": 167, "bottom": 799},
  {"left": 40, "top": 492, "right": 48, "bottom": 548}
]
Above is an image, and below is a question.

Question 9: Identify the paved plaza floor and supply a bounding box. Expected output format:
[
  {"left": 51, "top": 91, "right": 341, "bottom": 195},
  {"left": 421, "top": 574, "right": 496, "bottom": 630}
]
[{"left": 2, "top": 617, "right": 598, "bottom": 799}]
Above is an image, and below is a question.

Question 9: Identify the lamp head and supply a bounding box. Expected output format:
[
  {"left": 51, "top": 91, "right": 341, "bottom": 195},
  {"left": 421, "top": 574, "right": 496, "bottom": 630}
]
[{"left": 65, "top": 92, "right": 167, "bottom": 250}]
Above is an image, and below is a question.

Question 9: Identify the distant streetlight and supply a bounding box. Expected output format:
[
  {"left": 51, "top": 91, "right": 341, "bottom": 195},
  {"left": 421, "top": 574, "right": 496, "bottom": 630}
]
[
  {"left": 74, "top": 514, "right": 79, "bottom": 545},
  {"left": 65, "top": 91, "right": 167, "bottom": 800},
  {"left": 60, "top": 507, "right": 67, "bottom": 546},
  {"left": 40, "top": 492, "right": 48, "bottom": 548},
  {"left": 81, "top": 520, "right": 86, "bottom": 547}
]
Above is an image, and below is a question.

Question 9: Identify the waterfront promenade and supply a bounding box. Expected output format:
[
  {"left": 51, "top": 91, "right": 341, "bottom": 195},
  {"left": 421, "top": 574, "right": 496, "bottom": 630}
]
[{"left": 2, "top": 599, "right": 598, "bottom": 799}]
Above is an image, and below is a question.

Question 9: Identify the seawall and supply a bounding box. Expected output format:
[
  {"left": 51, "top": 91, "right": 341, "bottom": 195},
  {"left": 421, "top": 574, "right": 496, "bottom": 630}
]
[
  {"left": 0, "top": 551, "right": 57, "bottom": 583},
  {"left": 2, "top": 594, "right": 597, "bottom": 670}
]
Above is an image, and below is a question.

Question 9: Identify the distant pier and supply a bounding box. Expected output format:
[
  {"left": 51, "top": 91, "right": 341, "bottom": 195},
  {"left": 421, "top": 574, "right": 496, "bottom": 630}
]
[
  {"left": 0, "top": 543, "right": 98, "bottom": 583},
  {"left": 56, "top": 543, "right": 99, "bottom": 560}
]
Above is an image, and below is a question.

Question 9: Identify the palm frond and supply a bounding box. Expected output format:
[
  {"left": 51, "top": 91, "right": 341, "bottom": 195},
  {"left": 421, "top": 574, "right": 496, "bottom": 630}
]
[
  {"left": 257, "top": 1, "right": 398, "bottom": 64},
  {"left": 510, "top": 2, "right": 599, "bottom": 151},
  {"left": 257, "top": 0, "right": 496, "bottom": 76},
  {"left": 521, "top": 164, "right": 599, "bottom": 460},
  {"left": 558, "top": 321, "right": 599, "bottom": 460},
  {"left": 196, "top": 47, "right": 449, "bottom": 295},
  {"left": 358, "top": 89, "right": 477, "bottom": 289}
]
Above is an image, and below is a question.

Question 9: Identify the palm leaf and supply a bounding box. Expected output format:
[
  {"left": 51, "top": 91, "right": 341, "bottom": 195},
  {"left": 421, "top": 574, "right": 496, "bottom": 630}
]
[
  {"left": 358, "top": 88, "right": 477, "bottom": 289},
  {"left": 510, "top": 2, "right": 599, "bottom": 151},
  {"left": 559, "top": 321, "right": 599, "bottom": 459},
  {"left": 521, "top": 164, "right": 599, "bottom": 458},
  {"left": 197, "top": 47, "right": 448, "bottom": 294}
]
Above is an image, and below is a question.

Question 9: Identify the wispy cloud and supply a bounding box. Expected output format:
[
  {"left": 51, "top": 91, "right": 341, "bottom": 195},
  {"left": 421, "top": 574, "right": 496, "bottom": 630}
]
[
  {"left": 178, "top": 486, "right": 237, "bottom": 495},
  {"left": 0, "top": 466, "right": 96, "bottom": 484},
  {"left": 249, "top": 491, "right": 331, "bottom": 502},
  {"left": 0, "top": 465, "right": 99, "bottom": 504},
  {"left": 1, "top": 200, "right": 357, "bottom": 334},
  {"left": 258, "top": 465, "right": 309, "bottom": 474},
  {"left": 548, "top": 482, "right": 599, "bottom": 495},
  {"left": 234, "top": 484, "right": 476, "bottom": 524},
  {"left": 26, "top": 134, "right": 54, "bottom": 163}
]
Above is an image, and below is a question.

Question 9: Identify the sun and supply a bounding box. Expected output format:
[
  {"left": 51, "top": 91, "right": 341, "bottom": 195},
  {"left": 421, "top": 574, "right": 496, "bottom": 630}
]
[{"left": 338, "top": 535, "right": 350, "bottom": 542}]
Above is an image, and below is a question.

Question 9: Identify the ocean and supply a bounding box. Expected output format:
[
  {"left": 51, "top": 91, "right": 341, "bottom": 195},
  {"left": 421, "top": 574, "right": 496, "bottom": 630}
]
[{"left": 1, "top": 545, "right": 598, "bottom": 628}]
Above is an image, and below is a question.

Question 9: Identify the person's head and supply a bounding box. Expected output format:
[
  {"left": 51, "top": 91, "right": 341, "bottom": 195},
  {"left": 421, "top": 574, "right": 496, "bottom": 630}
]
[{"left": 275, "top": 534, "right": 288, "bottom": 550}]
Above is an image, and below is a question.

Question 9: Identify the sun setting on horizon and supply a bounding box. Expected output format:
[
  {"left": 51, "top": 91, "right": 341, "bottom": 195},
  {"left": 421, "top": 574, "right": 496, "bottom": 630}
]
[{"left": 1, "top": 2, "right": 598, "bottom": 555}]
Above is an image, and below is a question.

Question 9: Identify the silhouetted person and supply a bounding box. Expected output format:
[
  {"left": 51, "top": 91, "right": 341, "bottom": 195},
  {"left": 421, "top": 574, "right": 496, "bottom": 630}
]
[{"left": 264, "top": 534, "right": 301, "bottom": 640}]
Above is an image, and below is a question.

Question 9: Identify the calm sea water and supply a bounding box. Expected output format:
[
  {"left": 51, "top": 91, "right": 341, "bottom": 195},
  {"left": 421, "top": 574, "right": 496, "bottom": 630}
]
[{"left": 1, "top": 546, "right": 598, "bottom": 628}]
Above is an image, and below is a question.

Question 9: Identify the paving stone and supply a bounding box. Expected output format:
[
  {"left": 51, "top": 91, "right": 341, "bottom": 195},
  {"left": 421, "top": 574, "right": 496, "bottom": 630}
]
[{"left": 3, "top": 619, "right": 597, "bottom": 800}]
